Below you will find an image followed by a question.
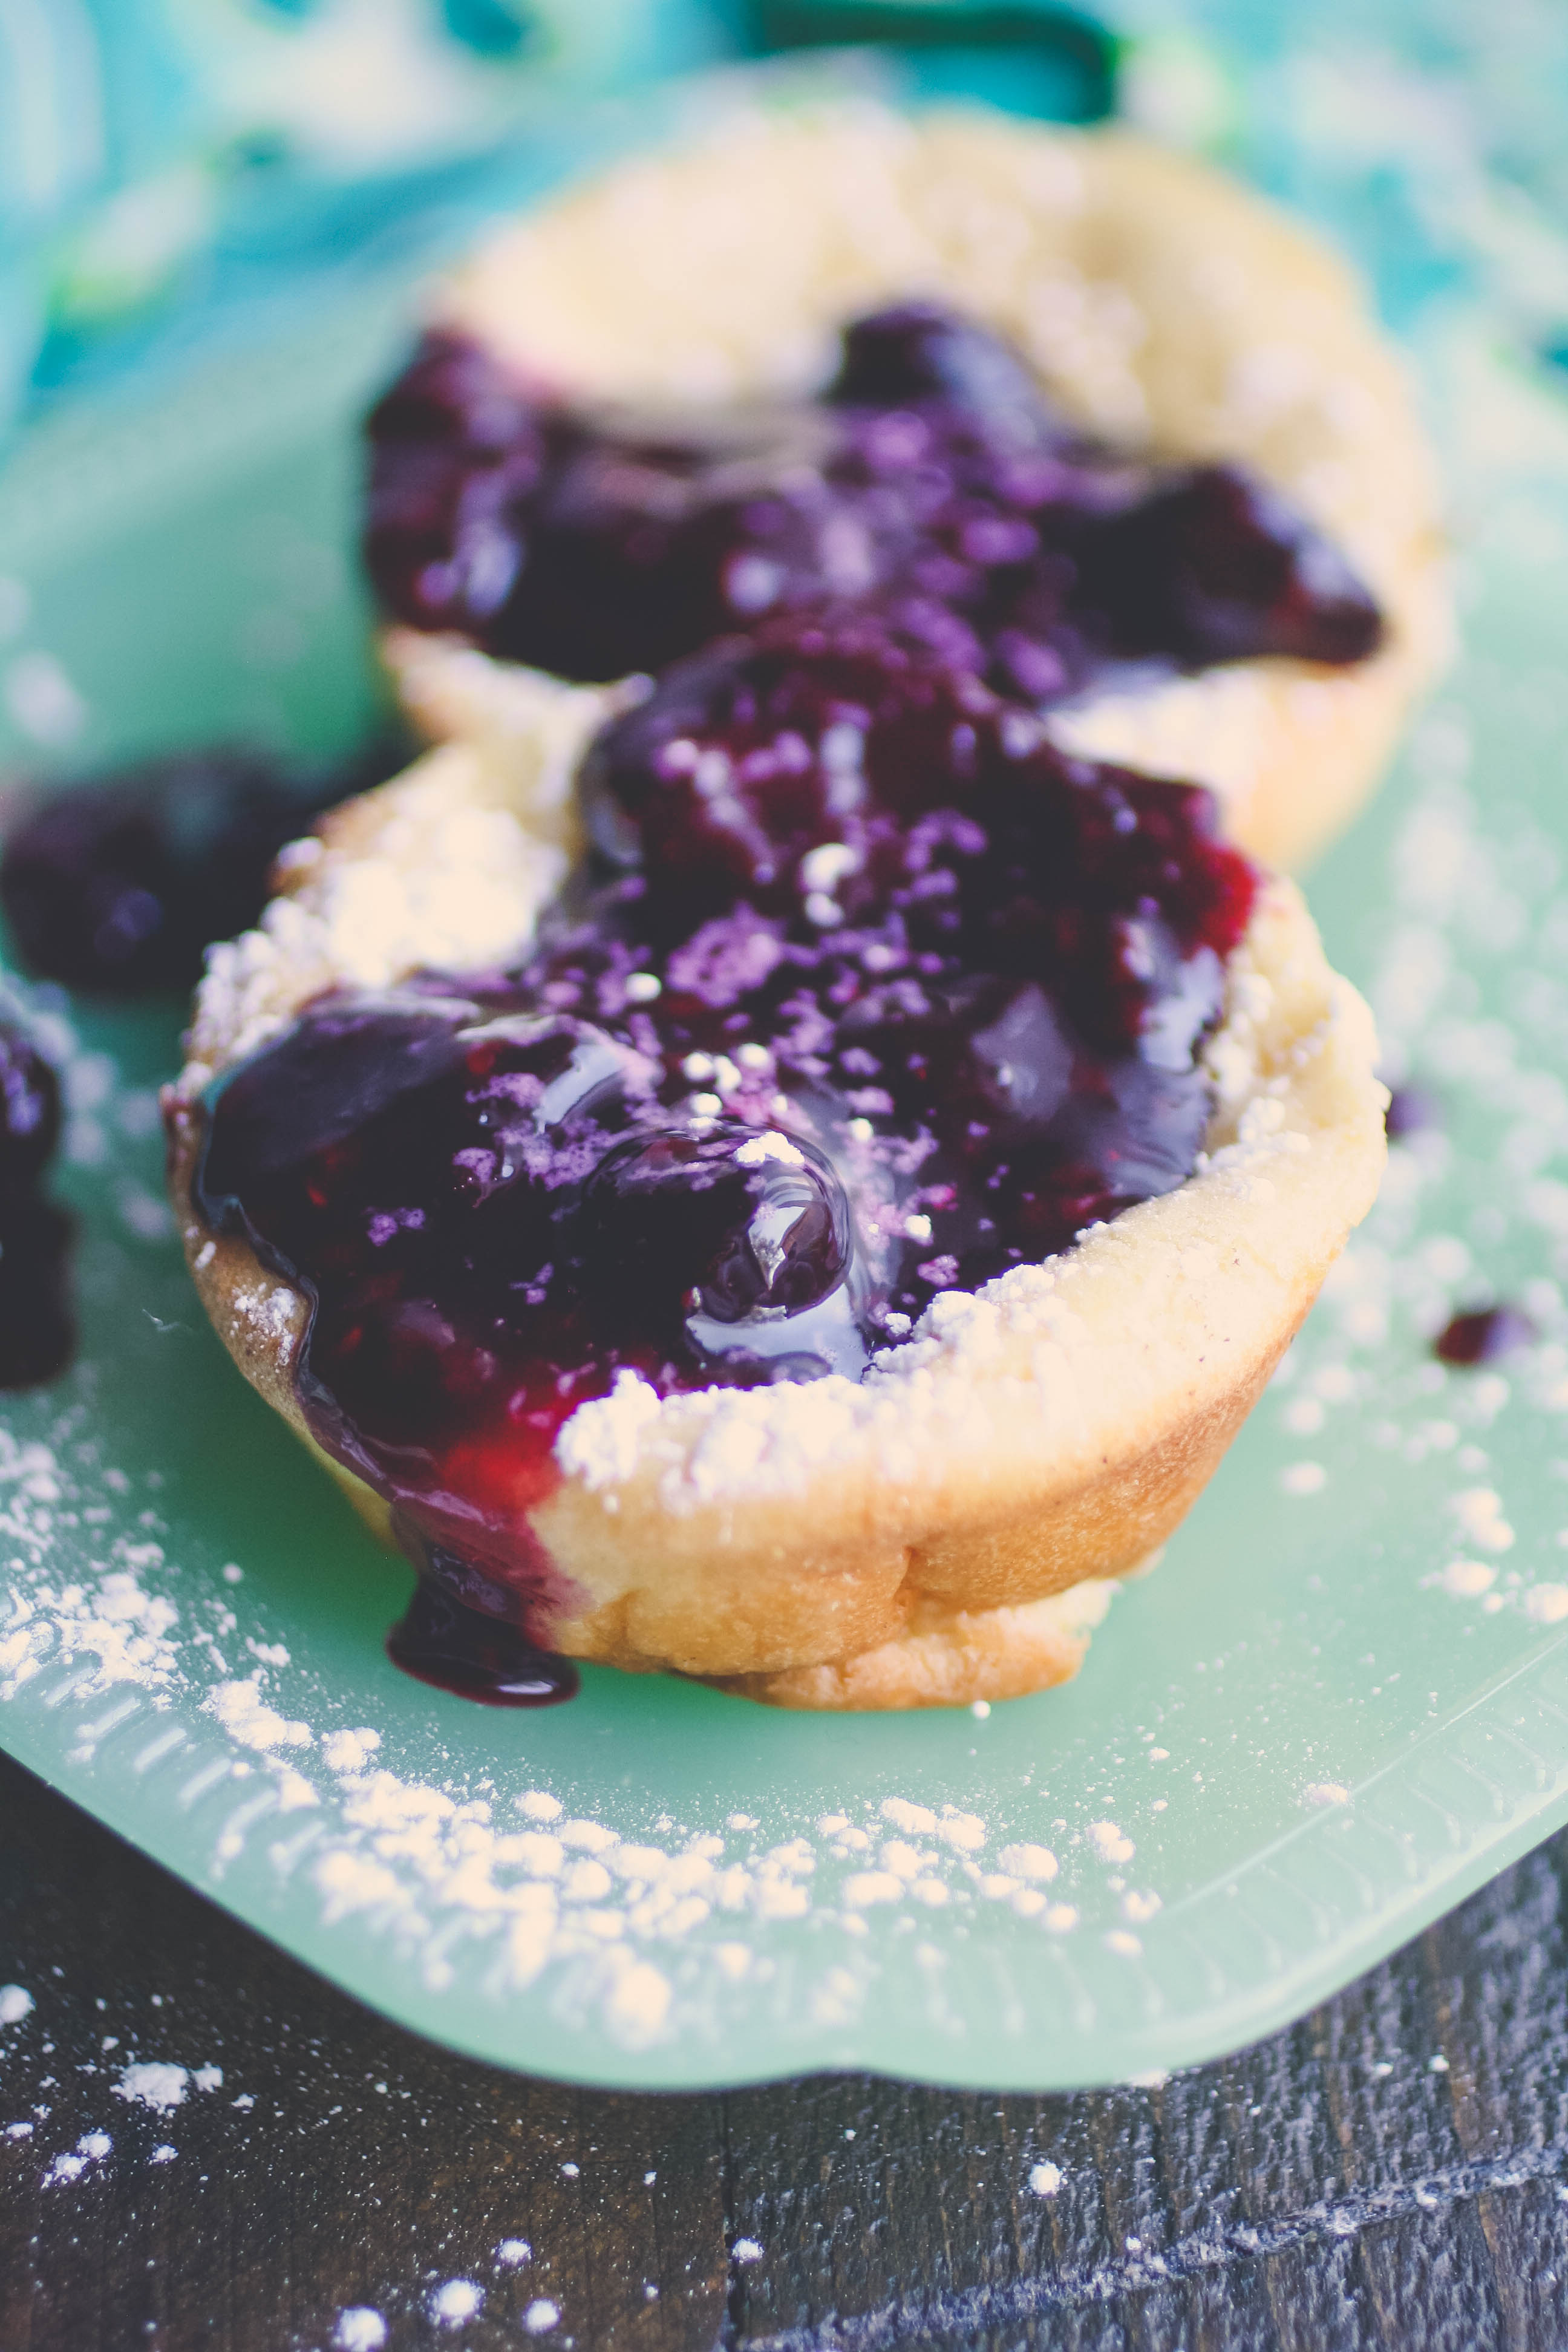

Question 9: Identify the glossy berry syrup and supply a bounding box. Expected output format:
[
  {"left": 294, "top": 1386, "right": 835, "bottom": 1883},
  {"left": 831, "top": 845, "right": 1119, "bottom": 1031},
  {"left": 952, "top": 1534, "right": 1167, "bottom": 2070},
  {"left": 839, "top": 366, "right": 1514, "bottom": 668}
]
[
  {"left": 194, "top": 608, "right": 1258, "bottom": 1700},
  {"left": 387, "top": 1540, "right": 578, "bottom": 1707},
  {"left": 0, "top": 1024, "right": 74, "bottom": 1390},
  {"left": 364, "top": 304, "right": 1382, "bottom": 694}
]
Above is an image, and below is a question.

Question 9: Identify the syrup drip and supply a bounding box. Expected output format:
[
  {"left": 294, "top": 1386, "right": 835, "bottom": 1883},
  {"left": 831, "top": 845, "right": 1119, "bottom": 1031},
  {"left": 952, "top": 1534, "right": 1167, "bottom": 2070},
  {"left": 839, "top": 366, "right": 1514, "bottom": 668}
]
[{"left": 387, "top": 1544, "right": 578, "bottom": 1707}]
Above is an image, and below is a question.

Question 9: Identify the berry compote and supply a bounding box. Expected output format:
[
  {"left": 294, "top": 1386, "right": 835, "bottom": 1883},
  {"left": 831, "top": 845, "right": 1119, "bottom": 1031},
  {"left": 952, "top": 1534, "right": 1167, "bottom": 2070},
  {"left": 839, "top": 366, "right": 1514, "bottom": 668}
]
[
  {"left": 0, "top": 1024, "right": 74, "bottom": 1390},
  {"left": 364, "top": 303, "right": 1383, "bottom": 694},
  {"left": 192, "top": 607, "right": 1258, "bottom": 1700},
  {"left": 1, "top": 737, "right": 411, "bottom": 996}
]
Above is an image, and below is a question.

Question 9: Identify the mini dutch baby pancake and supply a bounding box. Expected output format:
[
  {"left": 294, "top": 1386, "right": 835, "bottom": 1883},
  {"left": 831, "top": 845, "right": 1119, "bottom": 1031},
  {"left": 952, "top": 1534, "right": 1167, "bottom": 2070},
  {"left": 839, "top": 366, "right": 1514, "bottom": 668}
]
[
  {"left": 364, "top": 102, "right": 1446, "bottom": 872},
  {"left": 168, "top": 600, "right": 1387, "bottom": 1711}
]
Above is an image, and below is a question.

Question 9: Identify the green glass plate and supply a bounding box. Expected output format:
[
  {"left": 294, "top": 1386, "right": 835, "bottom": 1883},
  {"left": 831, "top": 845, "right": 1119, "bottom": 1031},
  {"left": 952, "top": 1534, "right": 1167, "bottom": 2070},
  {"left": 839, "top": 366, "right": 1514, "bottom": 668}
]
[{"left": 8, "top": 66, "right": 1568, "bottom": 2092}]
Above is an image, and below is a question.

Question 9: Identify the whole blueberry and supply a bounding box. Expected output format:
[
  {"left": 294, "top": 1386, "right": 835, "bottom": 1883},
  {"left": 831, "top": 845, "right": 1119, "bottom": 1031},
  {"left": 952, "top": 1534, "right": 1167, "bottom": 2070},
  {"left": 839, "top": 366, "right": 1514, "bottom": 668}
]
[{"left": 1, "top": 742, "right": 407, "bottom": 995}]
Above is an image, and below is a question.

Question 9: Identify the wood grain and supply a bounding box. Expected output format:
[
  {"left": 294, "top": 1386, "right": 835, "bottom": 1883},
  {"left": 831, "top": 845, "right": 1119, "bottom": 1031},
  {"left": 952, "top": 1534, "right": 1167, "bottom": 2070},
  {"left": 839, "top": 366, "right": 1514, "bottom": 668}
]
[{"left": 2, "top": 1747, "right": 1567, "bottom": 2350}]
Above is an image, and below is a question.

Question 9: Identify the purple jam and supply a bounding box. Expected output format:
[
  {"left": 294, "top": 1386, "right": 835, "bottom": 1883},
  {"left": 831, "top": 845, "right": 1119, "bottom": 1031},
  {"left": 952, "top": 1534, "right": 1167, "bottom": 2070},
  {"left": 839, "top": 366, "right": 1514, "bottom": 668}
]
[
  {"left": 0, "top": 1024, "right": 74, "bottom": 1391},
  {"left": 364, "top": 306, "right": 1382, "bottom": 694},
  {"left": 1434, "top": 1306, "right": 1534, "bottom": 1367},
  {"left": 0, "top": 739, "right": 410, "bottom": 996},
  {"left": 192, "top": 615, "right": 1258, "bottom": 1671},
  {"left": 388, "top": 1540, "right": 578, "bottom": 1707}
]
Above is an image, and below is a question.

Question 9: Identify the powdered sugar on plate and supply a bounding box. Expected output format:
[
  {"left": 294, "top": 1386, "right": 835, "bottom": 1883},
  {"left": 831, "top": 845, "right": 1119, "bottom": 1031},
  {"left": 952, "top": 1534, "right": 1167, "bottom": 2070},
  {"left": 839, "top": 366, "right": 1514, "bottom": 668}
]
[{"left": 0, "top": 1365, "right": 1175, "bottom": 2051}]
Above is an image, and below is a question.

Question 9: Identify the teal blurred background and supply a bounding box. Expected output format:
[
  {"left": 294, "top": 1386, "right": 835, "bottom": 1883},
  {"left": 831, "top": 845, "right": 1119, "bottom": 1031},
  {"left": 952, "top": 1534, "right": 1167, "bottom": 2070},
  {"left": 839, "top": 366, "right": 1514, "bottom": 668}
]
[
  {"left": 0, "top": 0, "right": 1126, "bottom": 439},
  {"left": 5, "top": 0, "right": 1568, "bottom": 447},
  {"left": 0, "top": 0, "right": 719, "bottom": 430}
]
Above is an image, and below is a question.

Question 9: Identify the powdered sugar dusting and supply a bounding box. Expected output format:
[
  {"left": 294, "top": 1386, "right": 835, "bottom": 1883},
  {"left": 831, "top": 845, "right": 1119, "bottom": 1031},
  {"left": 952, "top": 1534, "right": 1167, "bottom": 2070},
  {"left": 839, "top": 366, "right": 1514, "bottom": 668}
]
[
  {"left": 430, "top": 2279, "right": 484, "bottom": 2327},
  {"left": 178, "top": 734, "right": 582, "bottom": 1094},
  {"left": 0, "top": 1434, "right": 181, "bottom": 1707},
  {"left": 207, "top": 1678, "right": 314, "bottom": 1753},
  {"left": 334, "top": 2314, "right": 388, "bottom": 2352},
  {"left": 0, "top": 1374, "right": 1138, "bottom": 2046},
  {"left": 115, "top": 2062, "right": 192, "bottom": 2112}
]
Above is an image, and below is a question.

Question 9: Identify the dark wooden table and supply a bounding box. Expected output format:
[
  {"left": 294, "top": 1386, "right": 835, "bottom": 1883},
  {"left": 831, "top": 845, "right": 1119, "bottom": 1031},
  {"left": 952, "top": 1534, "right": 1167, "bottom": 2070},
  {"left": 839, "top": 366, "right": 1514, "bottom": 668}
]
[{"left": 2, "top": 1746, "right": 1567, "bottom": 2350}]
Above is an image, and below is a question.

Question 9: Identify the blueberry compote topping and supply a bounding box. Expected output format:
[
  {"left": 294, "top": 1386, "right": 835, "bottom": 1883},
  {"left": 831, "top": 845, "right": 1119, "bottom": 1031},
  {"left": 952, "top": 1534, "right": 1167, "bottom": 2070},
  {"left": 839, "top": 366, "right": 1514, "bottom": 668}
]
[
  {"left": 194, "top": 609, "right": 1258, "bottom": 1693},
  {"left": 364, "top": 305, "right": 1383, "bottom": 692},
  {"left": 1, "top": 739, "right": 410, "bottom": 995},
  {"left": 0, "top": 1024, "right": 73, "bottom": 1390}
]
